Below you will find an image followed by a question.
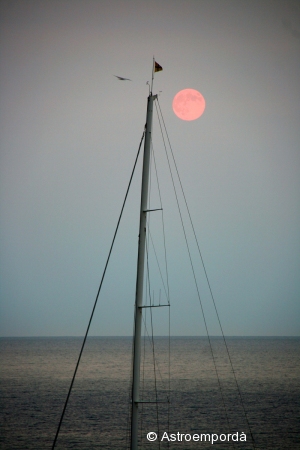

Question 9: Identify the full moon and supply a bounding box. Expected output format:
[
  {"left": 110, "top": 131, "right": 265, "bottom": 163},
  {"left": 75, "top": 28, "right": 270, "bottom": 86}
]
[{"left": 172, "top": 88, "right": 205, "bottom": 121}]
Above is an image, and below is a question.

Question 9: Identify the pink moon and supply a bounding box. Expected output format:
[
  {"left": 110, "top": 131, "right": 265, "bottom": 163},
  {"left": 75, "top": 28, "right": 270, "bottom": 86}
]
[{"left": 172, "top": 88, "right": 205, "bottom": 121}]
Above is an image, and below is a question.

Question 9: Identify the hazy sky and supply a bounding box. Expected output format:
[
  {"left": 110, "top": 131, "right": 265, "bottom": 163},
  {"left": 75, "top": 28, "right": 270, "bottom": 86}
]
[{"left": 1, "top": 0, "right": 299, "bottom": 336}]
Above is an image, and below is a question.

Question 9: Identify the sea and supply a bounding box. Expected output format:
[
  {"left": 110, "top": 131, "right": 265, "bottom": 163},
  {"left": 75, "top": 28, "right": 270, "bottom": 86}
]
[{"left": 1, "top": 336, "right": 299, "bottom": 449}]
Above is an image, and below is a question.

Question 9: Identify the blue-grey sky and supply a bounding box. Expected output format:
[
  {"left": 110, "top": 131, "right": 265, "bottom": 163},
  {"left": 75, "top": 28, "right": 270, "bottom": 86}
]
[{"left": 1, "top": 0, "right": 299, "bottom": 336}]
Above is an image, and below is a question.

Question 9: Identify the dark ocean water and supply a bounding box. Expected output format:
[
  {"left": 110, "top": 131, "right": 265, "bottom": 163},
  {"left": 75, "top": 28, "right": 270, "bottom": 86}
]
[{"left": 1, "top": 337, "right": 299, "bottom": 449}]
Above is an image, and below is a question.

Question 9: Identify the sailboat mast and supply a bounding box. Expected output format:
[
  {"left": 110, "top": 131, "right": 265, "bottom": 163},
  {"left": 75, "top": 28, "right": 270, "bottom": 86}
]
[{"left": 131, "top": 93, "right": 156, "bottom": 450}]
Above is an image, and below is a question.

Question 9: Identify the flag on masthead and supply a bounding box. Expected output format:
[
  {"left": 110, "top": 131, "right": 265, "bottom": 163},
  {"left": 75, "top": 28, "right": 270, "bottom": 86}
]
[{"left": 154, "top": 61, "right": 163, "bottom": 72}]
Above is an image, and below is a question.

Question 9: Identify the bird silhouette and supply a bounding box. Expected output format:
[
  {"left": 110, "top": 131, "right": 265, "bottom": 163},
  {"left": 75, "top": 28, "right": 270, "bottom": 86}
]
[{"left": 114, "top": 75, "right": 132, "bottom": 81}]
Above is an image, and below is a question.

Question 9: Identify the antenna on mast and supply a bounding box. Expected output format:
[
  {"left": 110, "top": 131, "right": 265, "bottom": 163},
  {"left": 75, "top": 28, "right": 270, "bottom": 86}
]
[{"left": 150, "top": 56, "right": 155, "bottom": 94}]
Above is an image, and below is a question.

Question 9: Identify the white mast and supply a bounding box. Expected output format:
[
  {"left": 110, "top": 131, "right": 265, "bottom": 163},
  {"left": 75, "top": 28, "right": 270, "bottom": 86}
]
[{"left": 130, "top": 91, "right": 156, "bottom": 449}]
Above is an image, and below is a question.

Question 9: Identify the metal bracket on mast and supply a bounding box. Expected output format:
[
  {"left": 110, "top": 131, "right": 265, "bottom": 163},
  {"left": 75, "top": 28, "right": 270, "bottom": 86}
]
[
  {"left": 143, "top": 208, "right": 162, "bottom": 213},
  {"left": 140, "top": 304, "right": 170, "bottom": 308}
]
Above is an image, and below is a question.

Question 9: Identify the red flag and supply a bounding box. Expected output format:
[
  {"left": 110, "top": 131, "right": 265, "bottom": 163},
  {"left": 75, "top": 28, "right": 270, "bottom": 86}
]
[{"left": 154, "top": 61, "right": 163, "bottom": 72}]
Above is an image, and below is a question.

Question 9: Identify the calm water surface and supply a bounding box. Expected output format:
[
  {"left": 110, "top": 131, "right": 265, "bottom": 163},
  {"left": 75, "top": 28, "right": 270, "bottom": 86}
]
[{"left": 1, "top": 337, "right": 299, "bottom": 449}]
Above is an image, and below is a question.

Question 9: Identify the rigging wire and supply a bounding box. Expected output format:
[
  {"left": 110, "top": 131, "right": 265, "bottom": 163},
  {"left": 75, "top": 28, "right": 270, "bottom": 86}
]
[
  {"left": 151, "top": 141, "right": 171, "bottom": 305},
  {"left": 139, "top": 133, "right": 154, "bottom": 448},
  {"left": 52, "top": 129, "right": 145, "bottom": 450},
  {"left": 126, "top": 339, "right": 134, "bottom": 450},
  {"left": 146, "top": 238, "right": 161, "bottom": 449},
  {"left": 149, "top": 143, "right": 171, "bottom": 447},
  {"left": 154, "top": 98, "right": 235, "bottom": 449},
  {"left": 149, "top": 139, "right": 171, "bottom": 444},
  {"left": 155, "top": 98, "right": 256, "bottom": 449},
  {"left": 147, "top": 228, "right": 169, "bottom": 300},
  {"left": 140, "top": 271, "right": 148, "bottom": 448},
  {"left": 138, "top": 139, "right": 170, "bottom": 447},
  {"left": 140, "top": 313, "right": 170, "bottom": 398},
  {"left": 151, "top": 137, "right": 171, "bottom": 449}
]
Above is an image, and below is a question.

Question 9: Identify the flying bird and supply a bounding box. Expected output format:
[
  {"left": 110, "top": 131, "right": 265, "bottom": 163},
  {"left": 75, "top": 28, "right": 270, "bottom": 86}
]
[{"left": 114, "top": 75, "right": 132, "bottom": 81}]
